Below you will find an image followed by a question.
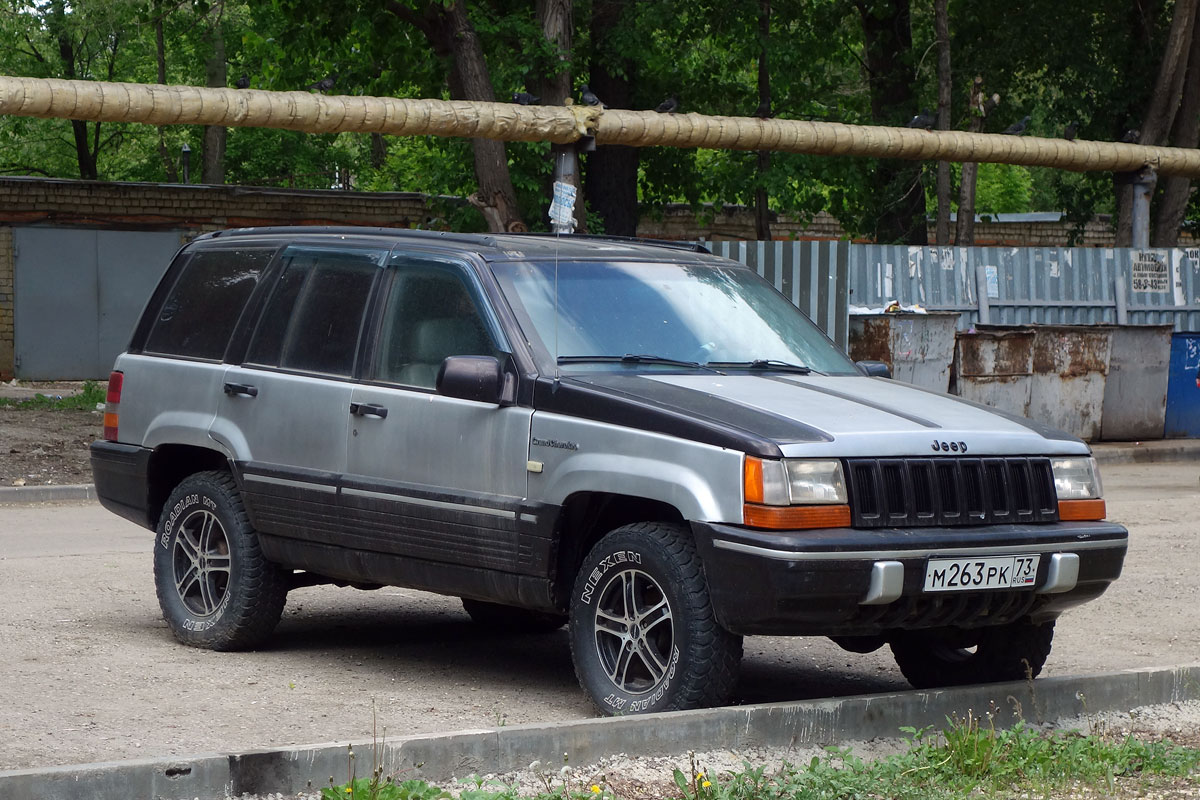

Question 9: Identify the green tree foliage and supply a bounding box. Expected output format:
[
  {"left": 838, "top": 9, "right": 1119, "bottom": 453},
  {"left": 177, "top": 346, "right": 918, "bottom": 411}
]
[{"left": 0, "top": 0, "right": 1195, "bottom": 241}]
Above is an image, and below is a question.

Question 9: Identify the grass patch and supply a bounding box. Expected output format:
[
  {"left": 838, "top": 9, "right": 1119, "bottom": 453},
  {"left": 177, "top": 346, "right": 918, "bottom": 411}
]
[
  {"left": 321, "top": 714, "right": 1200, "bottom": 800},
  {"left": 0, "top": 381, "right": 104, "bottom": 411}
]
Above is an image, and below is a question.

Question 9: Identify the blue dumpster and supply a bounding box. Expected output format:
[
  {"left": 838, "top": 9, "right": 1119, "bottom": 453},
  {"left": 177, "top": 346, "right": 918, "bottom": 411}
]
[{"left": 1164, "top": 332, "right": 1200, "bottom": 438}]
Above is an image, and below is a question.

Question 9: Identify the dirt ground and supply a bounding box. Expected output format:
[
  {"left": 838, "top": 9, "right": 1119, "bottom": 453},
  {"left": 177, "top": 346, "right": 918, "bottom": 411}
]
[
  {"left": 0, "top": 460, "right": 1197, "bottom": 778},
  {"left": 0, "top": 381, "right": 99, "bottom": 487}
]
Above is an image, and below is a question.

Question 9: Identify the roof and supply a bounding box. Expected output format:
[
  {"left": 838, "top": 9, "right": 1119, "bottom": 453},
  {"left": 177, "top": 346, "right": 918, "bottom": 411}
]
[{"left": 192, "top": 227, "right": 725, "bottom": 264}]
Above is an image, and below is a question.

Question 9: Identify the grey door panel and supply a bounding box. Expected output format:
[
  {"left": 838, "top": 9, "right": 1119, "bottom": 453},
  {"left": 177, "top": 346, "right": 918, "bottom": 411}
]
[
  {"left": 344, "top": 385, "right": 533, "bottom": 571},
  {"left": 14, "top": 227, "right": 183, "bottom": 379},
  {"left": 210, "top": 367, "right": 353, "bottom": 473}
]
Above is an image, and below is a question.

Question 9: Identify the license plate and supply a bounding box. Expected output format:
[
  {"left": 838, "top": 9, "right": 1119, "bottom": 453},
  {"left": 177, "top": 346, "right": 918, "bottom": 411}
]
[{"left": 923, "top": 555, "right": 1041, "bottom": 592}]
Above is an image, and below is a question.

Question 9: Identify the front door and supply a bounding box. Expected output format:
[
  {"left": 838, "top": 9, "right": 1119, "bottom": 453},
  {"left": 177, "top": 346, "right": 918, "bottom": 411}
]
[{"left": 343, "top": 254, "right": 534, "bottom": 575}]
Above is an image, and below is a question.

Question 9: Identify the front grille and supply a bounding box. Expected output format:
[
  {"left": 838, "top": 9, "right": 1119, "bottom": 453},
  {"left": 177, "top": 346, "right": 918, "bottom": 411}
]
[{"left": 845, "top": 457, "right": 1057, "bottom": 528}]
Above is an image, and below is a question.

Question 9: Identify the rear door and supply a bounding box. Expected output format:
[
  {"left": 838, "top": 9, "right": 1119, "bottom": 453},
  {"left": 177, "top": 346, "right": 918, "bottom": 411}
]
[
  {"left": 343, "top": 253, "right": 535, "bottom": 575},
  {"left": 209, "top": 244, "right": 388, "bottom": 542}
]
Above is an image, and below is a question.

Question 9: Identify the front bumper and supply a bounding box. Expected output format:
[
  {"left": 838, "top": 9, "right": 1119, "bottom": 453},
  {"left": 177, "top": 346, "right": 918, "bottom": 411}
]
[{"left": 691, "top": 520, "right": 1128, "bottom": 636}]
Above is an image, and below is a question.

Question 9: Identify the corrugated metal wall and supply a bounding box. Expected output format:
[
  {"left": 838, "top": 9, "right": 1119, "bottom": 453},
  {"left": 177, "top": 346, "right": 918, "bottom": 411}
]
[
  {"left": 844, "top": 245, "right": 1200, "bottom": 330},
  {"left": 714, "top": 242, "right": 1200, "bottom": 348},
  {"left": 709, "top": 240, "right": 850, "bottom": 348}
]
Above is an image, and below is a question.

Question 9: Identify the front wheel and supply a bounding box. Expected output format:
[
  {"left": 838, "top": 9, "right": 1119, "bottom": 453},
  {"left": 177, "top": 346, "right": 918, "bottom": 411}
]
[
  {"left": 569, "top": 522, "right": 743, "bottom": 715},
  {"left": 889, "top": 618, "right": 1055, "bottom": 689},
  {"left": 153, "top": 471, "right": 289, "bottom": 650}
]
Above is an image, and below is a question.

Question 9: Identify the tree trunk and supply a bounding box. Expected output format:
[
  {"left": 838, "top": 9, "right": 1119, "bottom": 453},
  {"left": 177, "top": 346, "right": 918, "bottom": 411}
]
[
  {"left": 754, "top": 0, "right": 772, "bottom": 241},
  {"left": 584, "top": 0, "right": 639, "bottom": 236},
  {"left": 154, "top": 0, "right": 179, "bottom": 182},
  {"left": 49, "top": 0, "right": 97, "bottom": 179},
  {"left": 1154, "top": 7, "right": 1200, "bottom": 246},
  {"left": 955, "top": 77, "right": 988, "bottom": 245},
  {"left": 202, "top": 23, "right": 226, "bottom": 185},
  {"left": 369, "top": 133, "right": 388, "bottom": 170},
  {"left": 1118, "top": 0, "right": 1198, "bottom": 244},
  {"left": 442, "top": 2, "right": 525, "bottom": 232},
  {"left": 535, "top": 0, "right": 584, "bottom": 231},
  {"left": 933, "top": 0, "right": 951, "bottom": 245},
  {"left": 856, "top": 0, "right": 926, "bottom": 244},
  {"left": 1140, "top": 0, "right": 1198, "bottom": 146}
]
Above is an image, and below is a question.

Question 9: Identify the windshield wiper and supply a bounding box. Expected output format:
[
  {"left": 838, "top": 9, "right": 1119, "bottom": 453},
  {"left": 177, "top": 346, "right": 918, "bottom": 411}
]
[
  {"left": 706, "top": 359, "right": 812, "bottom": 374},
  {"left": 557, "top": 354, "right": 719, "bottom": 372}
]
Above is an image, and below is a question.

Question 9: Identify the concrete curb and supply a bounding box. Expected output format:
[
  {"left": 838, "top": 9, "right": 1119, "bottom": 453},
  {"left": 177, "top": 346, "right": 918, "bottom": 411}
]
[
  {"left": 4, "top": 665, "right": 1198, "bottom": 800},
  {"left": 1090, "top": 439, "right": 1200, "bottom": 465},
  {"left": 0, "top": 483, "right": 95, "bottom": 505}
]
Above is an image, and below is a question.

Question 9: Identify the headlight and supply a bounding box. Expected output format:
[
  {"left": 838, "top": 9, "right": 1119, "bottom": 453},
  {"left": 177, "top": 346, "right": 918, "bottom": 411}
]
[
  {"left": 785, "top": 460, "right": 848, "bottom": 504},
  {"left": 744, "top": 457, "right": 847, "bottom": 505},
  {"left": 1051, "top": 457, "right": 1103, "bottom": 500}
]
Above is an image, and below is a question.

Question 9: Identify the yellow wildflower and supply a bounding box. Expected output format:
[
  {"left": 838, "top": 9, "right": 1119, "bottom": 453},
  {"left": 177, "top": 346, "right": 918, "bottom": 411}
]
[{"left": 591, "top": 785, "right": 602, "bottom": 794}]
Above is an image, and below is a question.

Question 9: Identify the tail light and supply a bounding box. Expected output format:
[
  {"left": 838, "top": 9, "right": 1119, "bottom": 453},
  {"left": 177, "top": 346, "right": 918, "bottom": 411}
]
[{"left": 103, "top": 371, "right": 123, "bottom": 441}]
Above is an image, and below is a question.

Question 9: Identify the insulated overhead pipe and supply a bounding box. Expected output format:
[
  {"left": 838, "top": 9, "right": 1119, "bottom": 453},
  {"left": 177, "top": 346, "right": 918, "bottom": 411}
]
[{"left": 3, "top": 75, "right": 1200, "bottom": 177}]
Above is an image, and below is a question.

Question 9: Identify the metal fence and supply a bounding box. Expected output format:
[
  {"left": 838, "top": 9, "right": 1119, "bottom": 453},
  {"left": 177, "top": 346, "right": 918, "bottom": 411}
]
[
  {"left": 709, "top": 240, "right": 850, "bottom": 348},
  {"left": 844, "top": 245, "right": 1200, "bottom": 330},
  {"left": 713, "top": 241, "right": 1200, "bottom": 347}
]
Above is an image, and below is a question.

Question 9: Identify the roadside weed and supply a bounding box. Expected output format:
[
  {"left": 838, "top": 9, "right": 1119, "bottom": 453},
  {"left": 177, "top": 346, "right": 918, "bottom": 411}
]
[
  {"left": 0, "top": 380, "right": 104, "bottom": 410},
  {"left": 321, "top": 715, "right": 1200, "bottom": 800}
]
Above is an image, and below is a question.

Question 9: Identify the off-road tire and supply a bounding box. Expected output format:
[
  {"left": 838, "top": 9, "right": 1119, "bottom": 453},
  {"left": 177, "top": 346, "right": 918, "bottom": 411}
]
[
  {"left": 461, "top": 598, "right": 567, "bottom": 633},
  {"left": 153, "top": 471, "right": 289, "bottom": 650},
  {"left": 889, "top": 618, "right": 1055, "bottom": 689},
  {"left": 569, "top": 522, "right": 743, "bottom": 715}
]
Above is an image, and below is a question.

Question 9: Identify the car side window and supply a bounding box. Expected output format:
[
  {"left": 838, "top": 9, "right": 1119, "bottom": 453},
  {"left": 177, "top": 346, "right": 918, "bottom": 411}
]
[
  {"left": 144, "top": 248, "right": 273, "bottom": 360},
  {"left": 374, "top": 258, "right": 502, "bottom": 389},
  {"left": 246, "top": 246, "right": 385, "bottom": 377}
]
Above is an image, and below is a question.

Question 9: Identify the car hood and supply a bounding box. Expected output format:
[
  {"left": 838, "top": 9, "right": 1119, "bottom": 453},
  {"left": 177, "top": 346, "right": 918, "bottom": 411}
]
[{"left": 536, "top": 371, "right": 1086, "bottom": 459}]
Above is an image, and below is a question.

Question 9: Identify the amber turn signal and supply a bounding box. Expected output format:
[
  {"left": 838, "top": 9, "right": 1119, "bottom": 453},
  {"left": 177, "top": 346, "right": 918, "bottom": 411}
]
[
  {"left": 743, "top": 456, "right": 765, "bottom": 504},
  {"left": 1058, "top": 499, "right": 1106, "bottom": 521},
  {"left": 743, "top": 503, "right": 851, "bottom": 530}
]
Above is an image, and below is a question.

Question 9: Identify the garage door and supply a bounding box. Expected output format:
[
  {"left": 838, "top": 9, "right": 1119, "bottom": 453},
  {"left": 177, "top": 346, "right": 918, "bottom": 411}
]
[{"left": 14, "top": 227, "right": 186, "bottom": 379}]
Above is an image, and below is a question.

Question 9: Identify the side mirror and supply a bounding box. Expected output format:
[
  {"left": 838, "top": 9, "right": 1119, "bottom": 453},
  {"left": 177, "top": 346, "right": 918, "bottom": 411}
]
[
  {"left": 437, "top": 355, "right": 507, "bottom": 404},
  {"left": 857, "top": 360, "right": 892, "bottom": 379}
]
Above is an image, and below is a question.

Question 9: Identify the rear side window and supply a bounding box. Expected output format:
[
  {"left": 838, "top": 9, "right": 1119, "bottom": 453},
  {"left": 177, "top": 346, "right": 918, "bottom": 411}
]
[
  {"left": 144, "top": 248, "right": 273, "bottom": 360},
  {"left": 246, "top": 246, "right": 385, "bottom": 376}
]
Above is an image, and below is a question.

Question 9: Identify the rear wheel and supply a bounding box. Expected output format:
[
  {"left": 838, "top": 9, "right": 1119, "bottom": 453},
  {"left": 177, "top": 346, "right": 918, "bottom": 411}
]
[
  {"left": 153, "top": 471, "right": 289, "bottom": 650},
  {"left": 569, "top": 522, "right": 742, "bottom": 715},
  {"left": 461, "top": 598, "right": 566, "bottom": 633},
  {"left": 889, "top": 619, "right": 1055, "bottom": 689}
]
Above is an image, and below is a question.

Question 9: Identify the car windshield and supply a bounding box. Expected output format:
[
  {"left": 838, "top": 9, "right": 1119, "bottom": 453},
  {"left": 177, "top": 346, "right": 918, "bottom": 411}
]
[{"left": 490, "top": 259, "right": 858, "bottom": 375}]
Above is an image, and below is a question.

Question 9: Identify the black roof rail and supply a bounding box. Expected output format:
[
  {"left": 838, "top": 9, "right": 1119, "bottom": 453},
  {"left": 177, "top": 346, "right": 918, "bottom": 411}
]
[{"left": 194, "top": 226, "right": 713, "bottom": 255}]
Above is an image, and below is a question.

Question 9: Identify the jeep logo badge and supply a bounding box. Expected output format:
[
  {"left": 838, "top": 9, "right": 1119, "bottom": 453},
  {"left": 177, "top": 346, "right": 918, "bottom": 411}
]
[{"left": 932, "top": 440, "right": 968, "bottom": 453}]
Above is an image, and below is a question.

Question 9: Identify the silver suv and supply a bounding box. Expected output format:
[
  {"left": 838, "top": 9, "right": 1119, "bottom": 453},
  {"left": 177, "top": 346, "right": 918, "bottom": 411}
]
[{"left": 91, "top": 228, "right": 1128, "bottom": 714}]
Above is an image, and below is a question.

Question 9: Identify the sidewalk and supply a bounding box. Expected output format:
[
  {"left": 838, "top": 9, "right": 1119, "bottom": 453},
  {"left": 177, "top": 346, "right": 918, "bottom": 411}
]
[{"left": 1, "top": 440, "right": 1195, "bottom": 507}]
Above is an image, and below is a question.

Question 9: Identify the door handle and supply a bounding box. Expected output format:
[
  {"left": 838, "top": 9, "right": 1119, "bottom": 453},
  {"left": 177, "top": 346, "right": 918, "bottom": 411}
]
[
  {"left": 223, "top": 382, "right": 258, "bottom": 397},
  {"left": 349, "top": 402, "right": 388, "bottom": 419}
]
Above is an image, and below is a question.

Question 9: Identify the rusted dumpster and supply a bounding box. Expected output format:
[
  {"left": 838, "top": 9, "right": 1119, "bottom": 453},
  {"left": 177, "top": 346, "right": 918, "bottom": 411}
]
[
  {"left": 956, "top": 324, "right": 1170, "bottom": 441},
  {"left": 1101, "top": 325, "right": 1173, "bottom": 441},
  {"left": 1027, "top": 325, "right": 1113, "bottom": 442},
  {"left": 953, "top": 327, "right": 1035, "bottom": 419},
  {"left": 849, "top": 312, "right": 960, "bottom": 393}
]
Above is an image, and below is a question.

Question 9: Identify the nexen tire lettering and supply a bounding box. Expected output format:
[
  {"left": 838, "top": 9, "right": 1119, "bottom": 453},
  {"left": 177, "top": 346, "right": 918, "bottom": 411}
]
[{"left": 579, "top": 550, "right": 641, "bottom": 604}]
